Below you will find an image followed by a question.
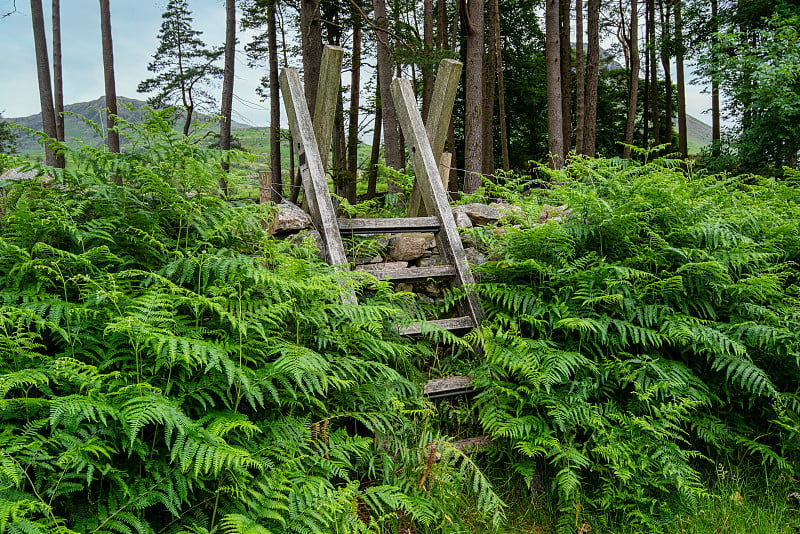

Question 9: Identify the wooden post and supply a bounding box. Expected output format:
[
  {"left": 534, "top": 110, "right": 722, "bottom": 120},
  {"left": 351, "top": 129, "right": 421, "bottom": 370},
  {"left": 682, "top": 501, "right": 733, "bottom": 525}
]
[
  {"left": 439, "top": 152, "right": 452, "bottom": 191},
  {"left": 279, "top": 68, "right": 348, "bottom": 267},
  {"left": 408, "top": 59, "right": 462, "bottom": 217},
  {"left": 391, "top": 77, "right": 482, "bottom": 322},
  {"left": 259, "top": 171, "right": 272, "bottom": 204},
  {"left": 313, "top": 45, "right": 344, "bottom": 171}
]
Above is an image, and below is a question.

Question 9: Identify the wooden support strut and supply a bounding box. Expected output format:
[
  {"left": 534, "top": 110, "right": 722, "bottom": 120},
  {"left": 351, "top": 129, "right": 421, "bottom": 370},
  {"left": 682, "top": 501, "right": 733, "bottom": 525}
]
[
  {"left": 408, "top": 59, "right": 462, "bottom": 217},
  {"left": 391, "top": 77, "right": 483, "bottom": 323}
]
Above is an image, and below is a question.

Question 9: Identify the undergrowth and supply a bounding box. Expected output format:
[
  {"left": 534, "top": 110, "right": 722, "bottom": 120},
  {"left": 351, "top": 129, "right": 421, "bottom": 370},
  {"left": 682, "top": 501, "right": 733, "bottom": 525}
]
[{"left": 0, "top": 110, "right": 505, "bottom": 534}]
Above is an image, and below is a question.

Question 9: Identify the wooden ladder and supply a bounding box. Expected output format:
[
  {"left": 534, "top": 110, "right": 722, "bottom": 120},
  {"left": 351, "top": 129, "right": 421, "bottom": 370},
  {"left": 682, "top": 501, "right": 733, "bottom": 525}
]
[{"left": 280, "top": 47, "right": 482, "bottom": 397}]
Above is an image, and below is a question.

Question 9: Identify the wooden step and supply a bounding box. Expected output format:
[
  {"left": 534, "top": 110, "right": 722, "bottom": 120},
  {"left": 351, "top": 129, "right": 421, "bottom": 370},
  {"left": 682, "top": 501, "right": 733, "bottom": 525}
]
[
  {"left": 399, "top": 316, "right": 474, "bottom": 336},
  {"left": 338, "top": 216, "right": 440, "bottom": 235},
  {"left": 423, "top": 375, "right": 474, "bottom": 399},
  {"left": 356, "top": 264, "right": 456, "bottom": 281}
]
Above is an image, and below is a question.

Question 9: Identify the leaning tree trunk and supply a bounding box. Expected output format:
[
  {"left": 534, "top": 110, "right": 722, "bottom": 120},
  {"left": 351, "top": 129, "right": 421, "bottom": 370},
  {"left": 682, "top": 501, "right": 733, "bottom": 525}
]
[
  {"left": 52, "top": 0, "right": 65, "bottom": 168},
  {"left": 30, "top": 0, "right": 58, "bottom": 167},
  {"left": 463, "top": 0, "right": 485, "bottom": 192},
  {"left": 623, "top": 0, "right": 640, "bottom": 158},
  {"left": 218, "top": 0, "right": 235, "bottom": 192},
  {"left": 583, "top": 0, "right": 600, "bottom": 156}
]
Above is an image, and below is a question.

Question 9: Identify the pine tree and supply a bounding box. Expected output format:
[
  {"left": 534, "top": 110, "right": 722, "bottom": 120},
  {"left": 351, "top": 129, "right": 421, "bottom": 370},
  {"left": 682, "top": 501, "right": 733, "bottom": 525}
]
[{"left": 138, "top": 0, "right": 223, "bottom": 135}]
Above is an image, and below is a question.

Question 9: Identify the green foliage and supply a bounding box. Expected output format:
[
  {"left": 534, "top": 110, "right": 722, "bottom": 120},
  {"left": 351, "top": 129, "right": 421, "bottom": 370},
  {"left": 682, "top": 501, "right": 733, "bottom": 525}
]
[
  {"left": 0, "top": 110, "right": 504, "bottom": 533},
  {"left": 0, "top": 114, "right": 16, "bottom": 156},
  {"left": 470, "top": 156, "right": 800, "bottom": 531}
]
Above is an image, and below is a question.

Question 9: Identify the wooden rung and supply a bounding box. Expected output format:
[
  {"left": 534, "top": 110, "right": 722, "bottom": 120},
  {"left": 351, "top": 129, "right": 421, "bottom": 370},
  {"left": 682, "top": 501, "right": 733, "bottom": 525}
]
[
  {"left": 423, "top": 375, "right": 474, "bottom": 398},
  {"left": 400, "top": 316, "right": 475, "bottom": 336},
  {"left": 338, "top": 217, "right": 440, "bottom": 235},
  {"left": 356, "top": 264, "right": 456, "bottom": 281},
  {"left": 452, "top": 435, "right": 493, "bottom": 451}
]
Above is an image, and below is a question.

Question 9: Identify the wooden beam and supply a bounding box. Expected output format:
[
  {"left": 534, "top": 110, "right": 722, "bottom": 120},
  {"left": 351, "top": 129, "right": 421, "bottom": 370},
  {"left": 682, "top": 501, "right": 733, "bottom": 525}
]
[
  {"left": 313, "top": 45, "right": 344, "bottom": 171},
  {"left": 391, "top": 77, "right": 483, "bottom": 323},
  {"left": 258, "top": 171, "right": 272, "bottom": 204},
  {"left": 408, "top": 59, "right": 462, "bottom": 217},
  {"left": 400, "top": 316, "right": 475, "bottom": 336},
  {"left": 279, "top": 68, "right": 348, "bottom": 267},
  {"left": 337, "top": 216, "right": 440, "bottom": 235}
]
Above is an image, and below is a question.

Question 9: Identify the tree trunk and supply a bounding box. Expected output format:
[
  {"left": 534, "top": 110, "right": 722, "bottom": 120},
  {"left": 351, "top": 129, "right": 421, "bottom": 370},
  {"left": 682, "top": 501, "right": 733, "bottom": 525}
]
[
  {"left": 463, "top": 0, "right": 485, "bottom": 191},
  {"left": 575, "top": 0, "right": 586, "bottom": 154},
  {"left": 675, "top": 0, "right": 688, "bottom": 158},
  {"left": 99, "top": 0, "right": 120, "bottom": 181},
  {"left": 583, "top": 0, "right": 599, "bottom": 156},
  {"left": 647, "top": 0, "right": 660, "bottom": 145},
  {"left": 30, "top": 0, "right": 58, "bottom": 167},
  {"left": 218, "top": 0, "right": 235, "bottom": 192},
  {"left": 711, "top": 0, "right": 720, "bottom": 156},
  {"left": 483, "top": 0, "right": 497, "bottom": 176},
  {"left": 51, "top": 0, "right": 65, "bottom": 168},
  {"left": 268, "top": 0, "right": 282, "bottom": 202},
  {"left": 345, "top": 12, "right": 361, "bottom": 205},
  {"left": 367, "top": 85, "right": 382, "bottom": 199},
  {"left": 490, "top": 0, "right": 509, "bottom": 171},
  {"left": 623, "top": 0, "right": 640, "bottom": 158},
  {"left": 546, "top": 0, "right": 564, "bottom": 167},
  {"left": 659, "top": 0, "right": 673, "bottom": 152},
  {"left": 422, "top": 0, "right": 434, "bottom": 120},
  {"left": 374, "top": 0, "right": 403, "bottom": 178},
  {"left": 301, "top": 0, "right": 322, "bottom": 114},
  {"left": 560, "top": 0, "right": 572, "bottom": 153}
]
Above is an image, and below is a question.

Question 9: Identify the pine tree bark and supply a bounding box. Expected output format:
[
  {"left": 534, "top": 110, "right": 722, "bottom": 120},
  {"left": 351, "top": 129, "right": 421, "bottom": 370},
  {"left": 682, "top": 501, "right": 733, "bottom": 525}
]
[
  {"left": 218, "top": 0, "right": 235, "bottom": 192},
  {"left": 560, "top": 0, "right": 572, "bottom": 153},
  {"left": 422, "top": 0, "right": 434, "bottom": 120},
  {"left": 647, "top": 0, "right": 660, "bottom": 145},
  {"left": 374, "top": 0, "right": 403, "bottom": 177},
  {"left": 463, "top": 0, "right": 485, "bottom": 192},
  {"left": 546, "top": 0, "right": 565, "bottom": 167},
  {"left": 99, "top": 0, "right": 121, "bottom": 174},
  {"left": 345, "top": 11, "right": 361, "bottom": 205},
  {"left": 483, "top": 0, "right": 497, "bottom": 176},
  {"left": 30, "top": 0, "right": 58, "bottom": 167},
  {"left": 710, "top": 0, "right": 720, "bottom": 156},
  {"left": 367, "top": 86, "right": 382, "bottom": 199},
  {"left": 659, "top": 0, "right": 673, "bottom": 152},
  {"left": 301, "top": 0, "right": 322, "bottom": 114},
  {"left": 675, "top": 0, "right": 688, "bottom": 158},
  {"left": 575, "top": 0, "right": 586, "bottom": 154},
  {"left": 623, "top": 0, "right": 640, "bottom": 158},
  {"left": 583, "top": 0, "right": 600, "bottom": 156},
  {"left": 491, "top": 0, "right": 509, "bottom": 171},
  {"left": 268, "top": 0, "right": 282, "bottom": 202}
]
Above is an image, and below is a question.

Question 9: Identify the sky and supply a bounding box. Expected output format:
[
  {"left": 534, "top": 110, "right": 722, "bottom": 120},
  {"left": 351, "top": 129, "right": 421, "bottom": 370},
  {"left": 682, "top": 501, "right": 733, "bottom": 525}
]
[{"left": 0, "top": 0, "right": 718, "bottom": 129}]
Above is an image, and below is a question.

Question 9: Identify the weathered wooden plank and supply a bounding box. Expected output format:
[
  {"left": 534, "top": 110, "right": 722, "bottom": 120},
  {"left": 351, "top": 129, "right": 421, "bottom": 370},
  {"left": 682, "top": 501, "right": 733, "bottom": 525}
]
[
  {"left": 279, "top": 68, "right": 348, "bottom": 267},
  {"left": 356, "top": 264, "right": 456, "bottom": 281},
  {"left": 391, "top": 77, "right": 483, "bottom": 323},
  {"left": 408, "top": 59, "right": 462, "bottom": 217},
  {"left": 400, "top": 316, "right": 475, "bottom": 336},
  {"left": 423, "top": 374, "right": 474, "bottom": 398},
  {"left": 438, "top": 151, "right": 452, "bottom": 191},
  {"left": 452, "top": 435, "right": 493, "bottom": 451},
  {"left": 313, "top": 45, "right": 343, "bottom": 171},
  {"left": 337, "top": 216, "right": 440, "bottom": 235},
  {"left": 258, "top": 171, "right": 272, "bottom": 204}
]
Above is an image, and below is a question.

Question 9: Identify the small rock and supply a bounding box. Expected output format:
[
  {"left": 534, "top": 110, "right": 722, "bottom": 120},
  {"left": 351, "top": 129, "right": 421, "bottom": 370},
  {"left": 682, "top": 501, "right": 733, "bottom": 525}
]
[
  {"left": 464, "top": 247, "right": 486, "bottom": 265},
  {"left": 453, "top": 203, "right": 501, "bottom": 226},
  {"left": 396, "top": 282, "right": 414, "bottom": 293},
  {"left": 492, "top": 227, "right": 507, "bottom": 236},
  {"left": 418, "top": 255, "right": 444, "bottom": 267},
  {"left": 452, "top": 210, "right": 474, "bottom": 228},
  {"left": 416, "top": 293, "right": 435, "bottom": 304},
  {"left": 269, "top": 201, "right": 312, "bottom": 235},
  {"left": 496, "top": 202, "right": 524, "bottom": 223},
  {"left": 368, "top": 255, "right": 384, "bottom": 264},
  {"left": 388, "top": 236, "right": 428, "bottom": 261},
  {"left": 538, "top": 204, "right": 572, "bottom": 223},
  {"left": 0, "top": 167, "right": 38, "bottom": 181}
]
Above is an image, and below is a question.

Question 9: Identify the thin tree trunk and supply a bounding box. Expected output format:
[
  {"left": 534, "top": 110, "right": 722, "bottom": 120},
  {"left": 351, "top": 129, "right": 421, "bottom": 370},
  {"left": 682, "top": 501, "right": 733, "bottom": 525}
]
[
  {"left": 623, "top": 0, "right": 640, "bottom": 158},
  {"left": 546, "top": 0, "right": 564, "bottom": 167},
  {"left": 711, "top": 0, "right": 720, "bottom": 156},
  {"left": 219, "top": 0, "right": 235, "bottom": 192},
  {"left": 463, "top": 0, "right": 485, "bottom": 191},
  {"left": 374, "top": 0, "right": 403, "bottom": 179},
  {"left": 268, "top": 0, "right": 282, "bottom": 202},
  {"left": 345, "top": 14, "right": 361, "bottom": 205},
  {"left": 675, "top": 0, "right": 688, "bottom": 158},
  {"left": 491, "top": 0, "right": 509, "bottom": 171},
  {"left": 301, "top": 0, "right": 323, "bottom": 114},
  {"left": 583, "top": 0, "right": 600, "bottom": 156},
  {"left": 483, "top": 0, "right": 497, "bottom": 176},
  {"left": 647, "top": 0, "right": 660, "bottom": 145},
  {"left": 575, "top": 0, "right": 586, "bottom": 153},
  {"left": 51, "top": 0, "right": 65, "bottom": 168},
  {"left": 367, "top": 86, "right": 381, "bottom": 199},
  {"left": 560, "top": 0, "right": 572, "bottom": 154},
  {"left": 422, "top": 0, "right": 434, "bottom": 120},
  {"left": 30, "top": 0, "right": 58, "bottom": 167},
  {"left": 99, "top": 0, "right": 120, "bottom": 180},
  {"left": 659, "top": 0, "right": 673, "bottom": 152}
]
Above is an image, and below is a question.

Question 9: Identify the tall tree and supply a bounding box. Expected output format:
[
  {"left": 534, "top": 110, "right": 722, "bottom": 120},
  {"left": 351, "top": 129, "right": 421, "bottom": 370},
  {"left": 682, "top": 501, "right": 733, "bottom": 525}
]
[
  {"left": 374, "top": 0, "right": 403, "bottom": 176},
  {"left": 268, "top": 0, "right": 282, "bottom": 202},
  {"left": 545, "top": 0, "right": 564, "bottom": 167},
  {"left": 219, "top": 0, "right": 236, "bottom": 186},
  {"left": 710, "top": 0, "right": 720, "bottom": 156},
  {"left": 483, "top": 0, "right": 497, "bottom": 176},
  {"left": 422, "top": 0, "right": 434, "bottom": 119},
  {"left": 582, "top": 0, "right": 600, "bottom": 156},
  {"left": 29, "top": 0, "right": 58, "bottom": 166},
  {"left": 344, "top": 5, "right": 362, "bottom": 205},
  {"left": 646, "top": 0, "right": 660, "bottom": 145},
  {"left": 575, "top": 0, "right": 586, "bottom": 153},
  {"left": 300, "top": 0, "right": 322, "bottom": 113},
  {"left": 622, "top": 0, "right": 640, "bottom": 158},
  {"left": 659, "top": 0, "right": 673, "bottom": 151},
  {"left": 492, "top": 0, "right": 510, "bottom": 170},
  {"left": 138, "top": 0, "right": 223, "bottom": 136},
  {"left": 560, "top": 0, "right": 572, "bottom": 152},
  {"left": 51, "top": 0, "right": 64, "bottom": 167},
  {"left": 463, "top": 0, "right": 485, "bottom": 191},
  {"left": 674, "top": 0, "right": 688, "bottom": 158},
  {"left": 99, "top": 0, "right": 121, "bottom": 164}
]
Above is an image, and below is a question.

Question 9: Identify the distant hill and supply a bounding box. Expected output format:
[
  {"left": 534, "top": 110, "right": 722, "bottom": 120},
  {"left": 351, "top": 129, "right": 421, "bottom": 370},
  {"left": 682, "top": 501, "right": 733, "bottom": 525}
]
[{"left": 6, "top": 96, "right": 253, "bottom": 155}]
